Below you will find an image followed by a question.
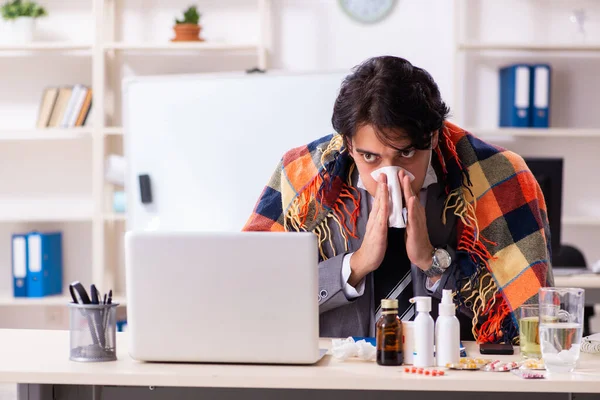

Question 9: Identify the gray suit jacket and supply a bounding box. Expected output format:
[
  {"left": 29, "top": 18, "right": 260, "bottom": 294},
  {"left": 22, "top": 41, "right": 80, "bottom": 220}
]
[{"left": 317, "top": 169, "right": 462, "bottom": 338}]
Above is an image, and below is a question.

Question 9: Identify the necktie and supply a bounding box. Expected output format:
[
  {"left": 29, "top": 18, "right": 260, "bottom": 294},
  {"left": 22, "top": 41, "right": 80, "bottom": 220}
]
[{"left": 373, "top": 228, "right": 415, "bottom": 322}]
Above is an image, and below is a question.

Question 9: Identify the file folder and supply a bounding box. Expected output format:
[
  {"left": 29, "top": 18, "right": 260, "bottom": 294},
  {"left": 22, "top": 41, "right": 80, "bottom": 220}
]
[
  {"left": 531, "top": 64, "right": 551, "bottom": 128},
  {"left": 26, "top": 232, "right": 63, "bottom": 297},
  {"left": 11, "top": 234, "right": 28, "bottom": 297},
  {"left": 499, "top": 64, "right": 531, "bottom": 127}
]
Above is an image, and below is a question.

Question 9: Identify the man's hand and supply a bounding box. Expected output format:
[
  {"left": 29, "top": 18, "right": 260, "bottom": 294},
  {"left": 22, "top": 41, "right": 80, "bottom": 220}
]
[
  {"left": 399, "top": 169, "right": 435, "bottom": 275},
  {"left": 348, "top": 173, "right": 389, "bottom": 287}
]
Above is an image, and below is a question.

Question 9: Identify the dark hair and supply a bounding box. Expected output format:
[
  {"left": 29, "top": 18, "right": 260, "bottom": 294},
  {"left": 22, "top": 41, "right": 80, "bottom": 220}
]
[{"left": 332, "top": 56, "right": 450, "bottom": 151}]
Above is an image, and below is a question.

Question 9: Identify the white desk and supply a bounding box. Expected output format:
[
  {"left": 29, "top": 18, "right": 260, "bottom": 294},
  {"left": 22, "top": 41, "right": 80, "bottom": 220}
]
[{"left": 1, "top": 329, "right": 600, "bottom": 400}]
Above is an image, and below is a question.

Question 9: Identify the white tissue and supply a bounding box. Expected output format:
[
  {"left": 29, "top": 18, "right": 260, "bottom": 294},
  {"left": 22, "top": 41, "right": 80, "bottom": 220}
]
[
  {"left": 356, "top": 339, "right": 377, "bottom": 360},
  {"left": 369, "top": 166, "right": 415, "bottom": 228},
  {"left": 331, "top": 337, "right": 376, "bottom": 361}
]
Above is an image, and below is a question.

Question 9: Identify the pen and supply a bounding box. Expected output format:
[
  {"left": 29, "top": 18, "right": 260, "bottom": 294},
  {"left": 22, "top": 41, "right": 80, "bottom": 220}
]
[
  {"left": 90, "top": 284, "right": 99, "bottom": 305},
  {"left": 108, "top": 290, "right": 113, "bottom": 305},
  {"left": 69, "top": 281, "right": 100, "bottom": 346}
]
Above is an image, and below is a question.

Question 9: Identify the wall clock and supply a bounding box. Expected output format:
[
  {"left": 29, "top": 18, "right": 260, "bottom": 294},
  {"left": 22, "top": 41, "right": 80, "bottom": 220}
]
[{"left": 339, "top": 0, "right": 397, "bottom": 24}]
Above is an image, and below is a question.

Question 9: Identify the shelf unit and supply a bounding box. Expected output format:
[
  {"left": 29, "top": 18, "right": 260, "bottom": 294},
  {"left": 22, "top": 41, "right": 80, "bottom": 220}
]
[
  {"left": 563, "top": 216, "right": 600, "bottom": 227},
  {"left": 0, "top": 292, "right": 126, "bottom": 307},
  {"left": 95, "top": 0, "right": 271, "bottom": 298},
  {"left": 458, "top": 42, "right": 600, "bottom": 52},
  {"left": 0, "top": 128, "right": 93, "bottom": 141},
  {"left": 0, "top": 0, "right": 271, "bottom": 308},
  {"left": 0, "top": 42, "right": 92, "bottom": 52},
  {"left": 103, "top": 213, "right": 126, "bottom": 222},
  {"left": 103, "top": 42, "right": 259, "bottom": 52},
  {"left": 103, "top": 127, "right": 124, "bottom": 136},
  {"left": 468, "top": 128, "right": 600, "bottom": 138},
  {"left": 453, "top": 0, "right": 600, "bottom": 264}
]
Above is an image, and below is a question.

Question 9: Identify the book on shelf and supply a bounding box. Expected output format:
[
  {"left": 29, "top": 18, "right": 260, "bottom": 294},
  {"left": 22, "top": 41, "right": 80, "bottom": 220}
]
[
  {"left": 499, "top": 63, "right": 551, "bottom": 128},
  {"left": 36, "top": 85, "right": 93, "bottom": 129},
  {"left": 36, "top": 88, "right": 58, "bottom": 128}
]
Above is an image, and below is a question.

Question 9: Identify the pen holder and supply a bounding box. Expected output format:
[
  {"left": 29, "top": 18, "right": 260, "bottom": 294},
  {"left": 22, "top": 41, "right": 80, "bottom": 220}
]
[{"left": 68, "top": 302, "right": 119, "bottom": 362}]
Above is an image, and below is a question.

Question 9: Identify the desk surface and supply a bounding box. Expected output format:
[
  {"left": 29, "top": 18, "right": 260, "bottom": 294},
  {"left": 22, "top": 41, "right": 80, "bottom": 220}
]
[{"left": 1, "top": 329, "right": 600, "bottom": 393}]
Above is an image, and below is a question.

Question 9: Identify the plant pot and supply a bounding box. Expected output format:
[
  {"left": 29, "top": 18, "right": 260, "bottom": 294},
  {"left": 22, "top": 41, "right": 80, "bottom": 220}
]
[
  {"left": 6, "top": 17, "right": 36, "bottom": 43},
  {"left": 171, "top": 23, "right": 203, "bottom": 42}
]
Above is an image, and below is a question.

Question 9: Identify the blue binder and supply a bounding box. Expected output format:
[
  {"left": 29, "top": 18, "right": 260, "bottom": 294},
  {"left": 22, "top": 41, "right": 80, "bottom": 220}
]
[
  {"left": 26, "top": 231, "right": 63, "bottom": 297},
  {"left": 499, "top": 64, "right": 531, "bottom": 127},
  {"left": 530, "top": 64, "right": 551, "bottom": 128},
  {"left": 11, "top": 233, "right": 28, "bottom": 297}
]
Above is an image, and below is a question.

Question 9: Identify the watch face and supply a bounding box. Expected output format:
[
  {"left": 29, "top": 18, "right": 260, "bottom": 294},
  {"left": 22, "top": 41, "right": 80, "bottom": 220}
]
[
  {"left": 434, "top": 248, "right": 451, "bottom": 269},
  {"left": 338, "top": 0, "right": 397, "bottom": 24}
]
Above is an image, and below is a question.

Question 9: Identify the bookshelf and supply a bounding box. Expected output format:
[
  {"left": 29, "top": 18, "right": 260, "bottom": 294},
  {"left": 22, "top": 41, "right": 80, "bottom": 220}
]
[
  {"left": 458, "top": 42, "right": 600, "bottom": 52},
  {"left": 103, "top": 127, "right": 123, "bottom": 136},
  {"left": 103, "top": 42, "right": 259, "bottom": 52},
  {"left": 0, "top": 198, "right": 93, "bottom": 222},
  {"left": 563, "top": 216, "right": 600, "bottom": 227},
  {"left": 0, "top": 0, "right": 271, "bottom": 312},
  {"left": 453, "top": 0, "right": 600, "bottom": 265},
  {"left": 0, "top": 292, "right": 126, "bottom": 307},
  {"left": 0, "top": 128, "right": 93, "bottom": 141},
  {"left": 468, "top": 128, "right": 600, "bottom": 138},
  {"left": 103, "top": 213, "right": 126, "bottom": 222},
  {"left": 0, "top": 42, "right": 92, "bottom": 52}
]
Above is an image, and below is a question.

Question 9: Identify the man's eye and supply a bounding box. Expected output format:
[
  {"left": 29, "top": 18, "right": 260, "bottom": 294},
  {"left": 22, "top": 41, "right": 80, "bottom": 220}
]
[
  {"left": 401, "top": 149, "right": 416, "bottom": 158},
  {"left": 362, "top": 153, "right": 378, "bottom": 163}
]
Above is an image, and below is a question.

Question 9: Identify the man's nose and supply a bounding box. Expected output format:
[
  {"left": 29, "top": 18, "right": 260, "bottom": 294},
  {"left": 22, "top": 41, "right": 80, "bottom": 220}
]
[{"left": 379, "top": 158, "right": 395, "bottom": 168}]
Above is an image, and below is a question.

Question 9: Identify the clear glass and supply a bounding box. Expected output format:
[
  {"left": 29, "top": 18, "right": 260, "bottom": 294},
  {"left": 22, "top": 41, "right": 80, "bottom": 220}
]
[
  {"left": 519, "top": 305, "right": 541, "bottom": 359},
  {"left": 539, "top": 288, "right": 585, "bottom": 373}
]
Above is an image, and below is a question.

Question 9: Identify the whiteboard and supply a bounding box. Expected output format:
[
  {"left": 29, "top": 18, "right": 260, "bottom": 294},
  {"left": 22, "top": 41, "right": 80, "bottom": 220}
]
[{"left": 123, "top": 70, "right": 349, "bottom": 232}]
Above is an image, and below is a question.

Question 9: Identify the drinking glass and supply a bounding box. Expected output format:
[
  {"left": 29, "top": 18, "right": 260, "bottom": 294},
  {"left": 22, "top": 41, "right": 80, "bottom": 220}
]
[
  {"left": 519, "top": 305, "right": 541, "bottom": 359},
  {"left": 539, "top": 288, "right": 585, "bottom": 373}
]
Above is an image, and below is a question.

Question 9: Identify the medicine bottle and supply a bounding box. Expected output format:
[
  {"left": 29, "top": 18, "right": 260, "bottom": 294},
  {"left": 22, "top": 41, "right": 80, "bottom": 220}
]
[{"left": 375, "top": 299, "right": 403, "bottom": 366}]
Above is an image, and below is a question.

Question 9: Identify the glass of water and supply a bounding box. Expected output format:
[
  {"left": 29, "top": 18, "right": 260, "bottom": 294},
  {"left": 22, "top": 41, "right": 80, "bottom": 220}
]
[
  {"left": 539, "top": 288, "right": 585, "bottom": 373},
  {"left": 519, "top": 305, "right": 541, "bottom": 359}
]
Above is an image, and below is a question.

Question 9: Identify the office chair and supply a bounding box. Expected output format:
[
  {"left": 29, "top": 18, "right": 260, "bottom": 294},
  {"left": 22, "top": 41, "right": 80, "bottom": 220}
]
[{"left": 553, "top": 244, "right": 595, "bottom": 336}]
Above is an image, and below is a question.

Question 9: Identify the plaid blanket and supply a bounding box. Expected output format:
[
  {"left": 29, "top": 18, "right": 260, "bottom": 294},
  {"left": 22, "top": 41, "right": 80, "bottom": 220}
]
[{"left": 243, "top": 122, "right": 553, "bottom": 343}]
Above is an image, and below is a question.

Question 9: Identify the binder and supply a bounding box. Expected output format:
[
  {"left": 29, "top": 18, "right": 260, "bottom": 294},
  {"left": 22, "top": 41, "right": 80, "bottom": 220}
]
[
  {"left": 531, "top": 64, "right": 551, "bottom": 128},
  {"left": 499, "top": 64, "right": 531, "bottom": 127},
  {"left": 11, "top": 234, "right": 28, "bottom": 297},
  {"left": 26, "top": 232, "right": 63, "bottom": 298}
]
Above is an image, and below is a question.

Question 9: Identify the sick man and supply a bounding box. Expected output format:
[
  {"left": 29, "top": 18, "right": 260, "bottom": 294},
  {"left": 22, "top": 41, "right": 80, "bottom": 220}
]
[{"left": 243, "top": 56, "right": 554, "bottom": 344}]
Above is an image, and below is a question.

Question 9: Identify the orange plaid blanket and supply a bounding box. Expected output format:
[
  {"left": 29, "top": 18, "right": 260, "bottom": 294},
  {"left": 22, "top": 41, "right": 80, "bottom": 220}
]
[{"left": 244, "top": 122, "right": 554, "bottom": 343}]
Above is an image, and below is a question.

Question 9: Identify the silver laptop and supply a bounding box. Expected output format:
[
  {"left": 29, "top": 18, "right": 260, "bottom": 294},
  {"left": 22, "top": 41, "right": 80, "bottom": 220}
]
[{"left": 124, "top": 231, "right": 321, "bottom": 364}]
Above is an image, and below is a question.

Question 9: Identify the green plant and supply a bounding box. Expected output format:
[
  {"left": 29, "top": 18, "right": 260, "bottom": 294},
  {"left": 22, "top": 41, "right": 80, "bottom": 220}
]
[
  {"left": 1, "top": 0, "right": 47, "bottom": 20},
  {"left": 175, "top": 5, "right": 200, "bottom": 25}
]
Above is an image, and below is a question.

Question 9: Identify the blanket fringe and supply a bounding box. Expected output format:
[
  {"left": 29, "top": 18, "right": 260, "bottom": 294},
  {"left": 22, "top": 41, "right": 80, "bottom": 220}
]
[{"left": 284, "top": 135, "right": 361, "bottom": 260}]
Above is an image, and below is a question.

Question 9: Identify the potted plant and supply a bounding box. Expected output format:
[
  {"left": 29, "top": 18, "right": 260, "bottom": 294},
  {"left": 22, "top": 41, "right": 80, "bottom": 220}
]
[
  {"left": 172, "top": 5, "right": 203, "bottom": 42},
  {"left": 1, "top": 0, "right": 47, "bottom": 43}
]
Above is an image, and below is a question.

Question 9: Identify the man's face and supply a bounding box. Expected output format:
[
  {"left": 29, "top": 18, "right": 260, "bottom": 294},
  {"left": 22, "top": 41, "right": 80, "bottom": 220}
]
[{"left": 348, "top": 124, "right": 438, "bottom": 197}]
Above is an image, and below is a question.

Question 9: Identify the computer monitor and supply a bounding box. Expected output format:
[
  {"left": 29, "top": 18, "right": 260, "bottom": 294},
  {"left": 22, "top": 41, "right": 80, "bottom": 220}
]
[{"left": 523, "top": 157, "right": 563, "bottom": 255}]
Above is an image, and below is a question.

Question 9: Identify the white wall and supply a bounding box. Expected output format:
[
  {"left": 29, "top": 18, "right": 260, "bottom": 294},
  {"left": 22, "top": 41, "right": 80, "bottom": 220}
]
[{"left": 0, "top": 0, "right": 598, "bottom": 328}]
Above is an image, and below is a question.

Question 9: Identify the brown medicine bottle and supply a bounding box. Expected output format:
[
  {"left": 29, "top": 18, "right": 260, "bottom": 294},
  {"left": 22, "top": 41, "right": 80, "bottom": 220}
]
[{"left": 376, "top": 299, "right": 403, "bottom": 366}]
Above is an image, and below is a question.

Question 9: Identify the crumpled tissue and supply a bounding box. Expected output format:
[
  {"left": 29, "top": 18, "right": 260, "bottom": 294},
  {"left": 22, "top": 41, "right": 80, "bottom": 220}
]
[
  {"left": 331, "top": 337, "right": 376, "bottom": 361},
  {"left": 357, "top": 166, "right": 415, "bottom": 228}
]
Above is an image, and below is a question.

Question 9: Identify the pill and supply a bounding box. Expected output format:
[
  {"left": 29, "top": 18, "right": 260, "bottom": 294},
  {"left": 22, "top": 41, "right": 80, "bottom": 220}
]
[
  {"left": 431, "top": 371, "right": 438, "bottom": 377},
  {"left": 404, "top": 367, "right": 410, "bottom": 373},
  {"left": 418, "top": 368, "right": 424, "bottom": 374},
  {"left": 411, "top": 367, "right": 417, "bottom": 373},
  {"left": 438, "top": 370, "right": 445, "bottom": 376},
  {"left": 425, "top": 370, "right": 431, "bottom": 376}
]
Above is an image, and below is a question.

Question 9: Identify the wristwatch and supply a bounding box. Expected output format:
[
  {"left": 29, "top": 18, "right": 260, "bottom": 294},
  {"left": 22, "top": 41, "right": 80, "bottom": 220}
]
[{"left": 423, "top": 247, "right": 452, "bottom": 278}]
